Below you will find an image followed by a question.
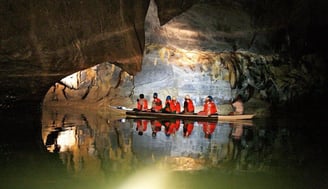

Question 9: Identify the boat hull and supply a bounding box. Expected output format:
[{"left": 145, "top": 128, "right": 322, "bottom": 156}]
[{"left": 125, "top": 110, "right": 255, "bottom": 121}]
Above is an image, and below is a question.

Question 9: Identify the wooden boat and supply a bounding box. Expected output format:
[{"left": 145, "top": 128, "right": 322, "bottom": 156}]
[{"left": 125, "top": 110, "right": 255, "bottom": 121}]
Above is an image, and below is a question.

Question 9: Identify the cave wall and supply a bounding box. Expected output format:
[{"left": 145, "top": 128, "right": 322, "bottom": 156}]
[
  {"left": 137, "top": 0, "right": 328, "bottom": 112},
  {"left": 0, "top": 0, "right": 150, "bottom": 108},
  {"left": 1, "top": 0, "right": 328, "bottom": 111}
]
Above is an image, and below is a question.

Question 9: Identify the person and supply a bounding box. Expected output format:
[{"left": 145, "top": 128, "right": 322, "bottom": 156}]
[
  {"left": 198, "top": 96, "right": 218, "bottom": 116},
  {"left": 162, "top": 95, "right": 176, "bottom": 113},
  {"left": 133, "top": 98, "right": 141, "bottom": 111},
  {"left": 172, "top": 96, "right": 181, "bottom": 113},
  {"left": 181, "top": 95, "right": 195, "bottom": 114},
  {"left": 151, "top": 92, "right": 162, "bottom": 112},
  {"left": 229, "top": 95, "right": 244, "bottom": 115},
  {"left": 134, "top": 93, "right": 148, "bottom": 111}
]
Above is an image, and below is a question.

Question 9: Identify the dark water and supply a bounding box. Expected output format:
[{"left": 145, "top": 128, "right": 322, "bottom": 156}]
[{"left": 1, "top": 105, "right": 328, "bottom": 189}]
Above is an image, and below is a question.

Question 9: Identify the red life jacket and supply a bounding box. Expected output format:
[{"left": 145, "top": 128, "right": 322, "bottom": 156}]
[
  {"left": 151, "top": 120, "right": 162, "bottom": 130},
  {"left": 151, "top": 120, "right": 162, "bottom": 126},
  {"left": 139, "top": 98, "right": 148, "bottom": 111},
  {"left": 173, "top": 100, "right": 181, "bottom": 113},
  {"left": 198, "top": 100, "right": 217, "bottom": 115},
  {"left": 151, "top": 98, "right": 162, "bottom": 112},
  {"left": 201, "top": 101, "right": 217, "bottom": 115},
  {"left": 175, "top": 120, "right": 180, "bottom": 130},
  {"left": 136, "top": 100, "right": 141, "bottom": 110},
  {"left": 136, "top": 120, "right": 148, "bottom": 132},
  {"left": 184, "top": 99, "right": 195, "bottom": 113},
  {"left": 183, "top": 122, "right": 194, "bottom": 137},
  {"left": 164, "top": 100, "right": 176, "bottom": 113},
  {"left": 163, "top": 121, "right": 178, "bottom": 136},
  {"left": 201, "top": 122, "right": 216, "bottom": 135},
  {"left": 207, "top": 101, "right": 217, "bottom": 115}
]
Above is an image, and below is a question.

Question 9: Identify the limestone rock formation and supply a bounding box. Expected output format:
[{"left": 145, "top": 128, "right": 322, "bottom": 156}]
[{"left": 1, "top": 0, "right": 328, "bottom": 113}]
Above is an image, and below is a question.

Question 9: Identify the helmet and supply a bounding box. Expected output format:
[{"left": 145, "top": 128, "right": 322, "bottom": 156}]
[
  {"left": 139, "top": 94, "right": 144, "bottom": 98},
  {"left": 166, "top": 95, "right": 171, "bottom": 100},
  {"left": 153, "top": 92, "right": 158, "bottom": 98}
]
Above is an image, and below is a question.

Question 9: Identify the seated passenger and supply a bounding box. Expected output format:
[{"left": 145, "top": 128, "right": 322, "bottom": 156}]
[
  {"left": 229, "top": 95, "right": 244, "bottom": 115},
  {"left": 133, "top": 98, "right": 141, "bottom": 111},
  {"left": 172, "top": 96, "right": 181, "bottom": 113},
  {"left": 162, "top": 95, "right": 177, "bottom": 113},
  {"left": 150, "top": 92, "right": 162, "bottom": 112},
  {"left": 134, "top": 94, "right": 148, "bottom": 111},
  {"left": 181, "top": 95, "right": 195, "bottom": 114},
  {"left": 198, "top": 96, "right": 218, "bottom": 116}
]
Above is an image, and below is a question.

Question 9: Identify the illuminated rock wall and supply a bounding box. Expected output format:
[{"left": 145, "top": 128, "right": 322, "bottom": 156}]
[
  {"left": 43, "top": 0, "right": 327, "bottom": 115},
  {"left": 4, "top": 0, "right": 325, "bottom": 114}
]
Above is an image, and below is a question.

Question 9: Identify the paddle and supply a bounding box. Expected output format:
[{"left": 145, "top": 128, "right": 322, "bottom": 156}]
[{"left": 109, "top": 105, "right": 133, "bottom": 111}]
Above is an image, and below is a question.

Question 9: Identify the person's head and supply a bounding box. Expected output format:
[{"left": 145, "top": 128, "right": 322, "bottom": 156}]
[
  {"left": 139, "top": 94, "right": 144, "bottom": 99},
  {"left": 153, "top": 92, "right": 158, "bottom": 98},
  {"left": 166, "top": 95, "right": 171, "bottom": 101},
  {"left": 185, "top": 95, "right": 190, "bottom": 100},
  {"left": 172, "top": 96, "right": 177, "bottom": 101},
  {"left": 207, "top": 95, "right": 213, "bottom": 101},
  {"left": 236, "top": 95, "right": 243, "bottom": 101}
]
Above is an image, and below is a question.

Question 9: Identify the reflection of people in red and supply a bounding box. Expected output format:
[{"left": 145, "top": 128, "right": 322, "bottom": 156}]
[
  {"left": 163, "top": 120, "right": 179, "bottom": 136},
  {"left": 175, "top": 119, "right": 181, "bottom": 131},
  {"left": 151, "top": 120, "right": 162, "bottom": 137},
  {"left": 200, "top": 121, "right": 217, "bottom": 139},
  {"left": 136, "top": 119, "right": 149, "bottom": 135},
  {"left": 183, "top": 120, "right": 194, "bottom": 137},
  {"left": 198, "top": 96, "right": 218, "bottom": 116}
]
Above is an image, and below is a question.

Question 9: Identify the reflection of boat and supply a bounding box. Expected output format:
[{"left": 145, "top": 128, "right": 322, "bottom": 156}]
[
  {"left": 125, "top": 110, "right": 255, "bottom": 121},
  {"left": 219, "top": 120, "right": 254, "bottom": 126}
]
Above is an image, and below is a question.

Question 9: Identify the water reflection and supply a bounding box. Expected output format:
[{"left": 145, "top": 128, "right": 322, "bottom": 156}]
[
  {"left": 42, "top": 108, "right": 259, "bottom": 173},
  {"left": 39, "top": 108, "right": 328, "bottom": 189}
]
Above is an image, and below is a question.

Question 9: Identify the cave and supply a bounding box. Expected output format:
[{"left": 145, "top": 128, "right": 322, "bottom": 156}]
[
  {"left": 1, "top": 0, "right": 328, "bottom": 188},
  {"left": 1, "top": 0, "right": 327, "bottom": 113}
]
